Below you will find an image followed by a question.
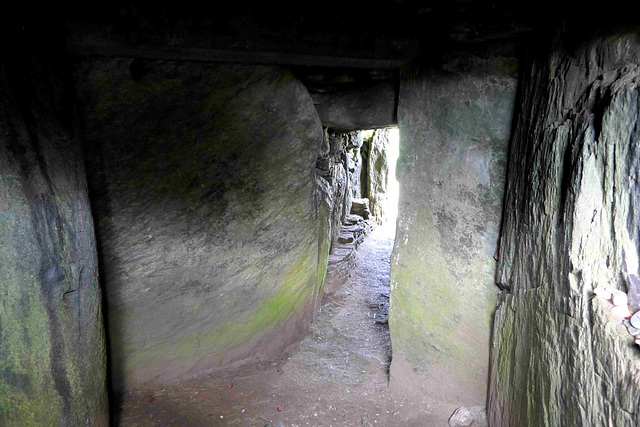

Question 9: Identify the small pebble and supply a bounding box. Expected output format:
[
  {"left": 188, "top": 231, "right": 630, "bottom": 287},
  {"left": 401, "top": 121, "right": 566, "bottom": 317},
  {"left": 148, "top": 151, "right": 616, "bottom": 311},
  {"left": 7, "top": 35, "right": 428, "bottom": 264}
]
[
  {"left": 611, "top": 305, "right": 631, "bottom": 317},
  {"left": 612, "top": 291, "right": 628, "bottom": 307},
  {"left": 594, "top": 287, "right": 612, "bottom": 299}
]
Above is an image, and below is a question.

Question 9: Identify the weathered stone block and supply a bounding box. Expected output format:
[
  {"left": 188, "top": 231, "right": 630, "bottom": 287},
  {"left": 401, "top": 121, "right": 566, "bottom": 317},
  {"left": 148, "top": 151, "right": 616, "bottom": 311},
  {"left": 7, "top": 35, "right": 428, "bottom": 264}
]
[
  {"left": 76, "top": 59, "right": 325, "bottom": 388},
  {"left": 390, "top": 48, "right": 516, "bottom": 422},
  {"left": 489, "top": 27, "right": 640, "bottom": 426},
  {"left": 0, "top": 58, "right": 108, "bottom": 425}
]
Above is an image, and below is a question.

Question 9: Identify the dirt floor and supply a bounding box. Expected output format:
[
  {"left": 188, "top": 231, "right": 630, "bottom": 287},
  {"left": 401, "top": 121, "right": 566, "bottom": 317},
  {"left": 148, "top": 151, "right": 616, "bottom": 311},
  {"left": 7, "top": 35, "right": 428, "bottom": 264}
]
[{"left": 115, "top": 223, "right": 442, "bottom": 426}]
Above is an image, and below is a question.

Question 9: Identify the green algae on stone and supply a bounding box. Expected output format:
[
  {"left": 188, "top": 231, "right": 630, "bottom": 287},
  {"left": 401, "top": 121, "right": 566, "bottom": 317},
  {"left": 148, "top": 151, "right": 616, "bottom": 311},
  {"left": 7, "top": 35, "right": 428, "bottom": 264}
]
[
  {"left": 390, "top": 50, "right": 514, "bottom": 420},
  {"left": 76, "top": 59, "right": 324, "bottom": 388},
  {"left": 1, "top": 58, "right": 108, "bottom": 425}
]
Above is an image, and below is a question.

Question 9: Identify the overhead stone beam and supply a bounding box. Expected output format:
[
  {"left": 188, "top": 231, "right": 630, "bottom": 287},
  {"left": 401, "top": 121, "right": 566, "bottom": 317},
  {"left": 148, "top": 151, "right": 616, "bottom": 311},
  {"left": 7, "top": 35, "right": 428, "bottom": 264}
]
[
  {"left": 310, "top": 81, "right": 398, "bottom": 130},
  {"left": 67, "top": 45, "right": 404, "bottom": 70}
]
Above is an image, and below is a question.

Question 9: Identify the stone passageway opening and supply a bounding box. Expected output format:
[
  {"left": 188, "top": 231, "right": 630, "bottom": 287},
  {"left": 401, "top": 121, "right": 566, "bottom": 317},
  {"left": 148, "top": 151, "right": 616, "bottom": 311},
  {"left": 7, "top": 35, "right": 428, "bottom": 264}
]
[
  {"left": 113, "top": 128, "right": 443, "bottom": 426},
  {"left": 6, "top": 10, "right": 640, "bottom": 427}
]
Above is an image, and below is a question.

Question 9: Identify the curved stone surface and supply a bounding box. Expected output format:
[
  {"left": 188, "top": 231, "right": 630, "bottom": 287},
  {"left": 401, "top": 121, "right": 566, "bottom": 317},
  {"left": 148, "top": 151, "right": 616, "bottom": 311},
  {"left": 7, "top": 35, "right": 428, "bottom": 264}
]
[
  {"left": 76, "top": 60, "right": 325, "bottom": 388},
  {"left": 0, "top": 59, "right": 108, "bottom": 424},
  {"left": 489, "top": 26, "right": 640, "bottom": 426}
]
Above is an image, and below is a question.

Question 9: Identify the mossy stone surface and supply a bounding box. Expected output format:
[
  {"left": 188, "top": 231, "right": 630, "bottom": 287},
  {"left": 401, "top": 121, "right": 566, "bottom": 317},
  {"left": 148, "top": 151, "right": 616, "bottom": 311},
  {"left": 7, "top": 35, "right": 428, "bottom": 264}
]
[
  {"left": 0, "top": 59, "right": 108, "bottom": 425},
  {"left": 76, "top": 60, "right": 324, "bottom": 388},
  {"left": 489, "top": 28, "right": 640, "bottom": 426},
  {"left": 390, "top": 51, "right": 516, "bottom": 417}
]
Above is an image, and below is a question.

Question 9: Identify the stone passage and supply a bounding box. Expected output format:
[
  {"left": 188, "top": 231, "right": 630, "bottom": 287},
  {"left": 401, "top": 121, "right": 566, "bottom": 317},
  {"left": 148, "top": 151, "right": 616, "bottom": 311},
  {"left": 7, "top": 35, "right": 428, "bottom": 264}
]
[{"left": 116, "top": 224, "right": 449, "bottom": 426}]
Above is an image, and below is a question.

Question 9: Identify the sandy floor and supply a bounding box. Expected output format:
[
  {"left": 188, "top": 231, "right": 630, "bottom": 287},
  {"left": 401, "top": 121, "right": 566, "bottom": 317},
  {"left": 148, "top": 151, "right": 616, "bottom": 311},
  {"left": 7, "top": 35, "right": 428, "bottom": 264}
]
[{"left": 115, "top": 224, "right": 440, "bottom": 426}]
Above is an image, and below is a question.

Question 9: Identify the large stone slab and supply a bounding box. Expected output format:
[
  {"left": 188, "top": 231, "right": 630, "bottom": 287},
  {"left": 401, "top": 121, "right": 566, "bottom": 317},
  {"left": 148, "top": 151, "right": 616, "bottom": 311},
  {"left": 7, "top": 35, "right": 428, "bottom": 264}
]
[
  {"left": 389, "top": 48, "right": 516, "bottom": 420},
  {"left": 0, "top": 57, "right": 108, "bottom": 424},
  {"left": 489, "top": 27, "right": 640, "bottom": 426},
  {"left": 76, "top": 60, "right": 325, "bottom": 388},
  {"left": 311, "top": 82, "right": 398, "bottom": 130}
]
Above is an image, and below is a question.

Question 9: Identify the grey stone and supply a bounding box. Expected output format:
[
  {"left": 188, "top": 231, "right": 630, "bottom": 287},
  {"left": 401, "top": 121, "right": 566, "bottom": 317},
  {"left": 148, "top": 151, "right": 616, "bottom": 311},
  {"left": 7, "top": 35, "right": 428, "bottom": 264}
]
[
  {"left": 631, "top": 312, "right": 640, "bottom": 330},
  {"left": 489, "top": 27, "right": 640, "bottom": 426},
  {"left": 623, "top": 319, "right": 640, "bottom": 336},
  {"left": 323, "top": 215, "right": 372, "bottom": 296},
  {"left": 627, "top": 274, "right": 640, "bottom": 312},
  {"left": 311, "top": 81, "right": 397, "bottom": 131},
  {"left": 351, "top": 198, "right": 372, "bottom": 219},
  {"left": 389, "top": 46, "right": 516, "bottom": 423},
  {"left": 0, "top": 58, "right": 108, "bottom": 424},
  {"left": 449, "top": 406, "right": 488, "bottom": 427},
  {"left": 76, "top": 59, "right": 326, "bottom": 389},
  {"left": 367, "top": 129, "right": 391, "bottom": 221}
]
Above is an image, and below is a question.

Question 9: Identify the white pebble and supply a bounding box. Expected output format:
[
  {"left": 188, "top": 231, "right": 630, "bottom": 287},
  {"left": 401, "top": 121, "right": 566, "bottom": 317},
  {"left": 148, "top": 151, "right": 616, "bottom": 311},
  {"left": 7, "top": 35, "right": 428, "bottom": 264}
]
[
  {"left": 594, "top": 287, "right": 612, "bottom": 300},
  {"left": 612, "top": 290, "right": 628, "bottom": 307},
  {"left": 611, "top": 305, "right": 631, "bottom": 317}
]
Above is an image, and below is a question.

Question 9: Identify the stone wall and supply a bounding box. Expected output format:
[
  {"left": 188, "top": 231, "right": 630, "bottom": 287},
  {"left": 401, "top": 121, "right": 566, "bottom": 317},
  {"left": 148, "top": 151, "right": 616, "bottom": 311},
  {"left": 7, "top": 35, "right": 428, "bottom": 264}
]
[
  {"left": 367, "top": 128, "right": 391, "bottom": 221},
  {"left": 75, "top": 60, "right": 327, "bottom": 389},
  {"left": 0, "top": 53, "right": 108, "bottom": 424},
  {"left": 389, "top": 47, "right": 516, "bottom": 421},
  {"left": 346, "top": 132, "right": 364, "bottom": 200},
  {"left": 316, "top": 129, "right": 351, "bottom": 252},
  {"left": 489, "top": 27, "right": 640, "bottom": 426}
]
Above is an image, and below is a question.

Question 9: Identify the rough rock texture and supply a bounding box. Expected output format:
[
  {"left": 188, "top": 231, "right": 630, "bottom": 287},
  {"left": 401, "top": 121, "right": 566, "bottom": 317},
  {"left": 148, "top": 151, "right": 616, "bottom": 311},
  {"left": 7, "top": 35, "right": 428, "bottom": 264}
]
[
  {"left": 317, "top": 130, "right": 373, "bottom": 296},
  {"left": 323, "top": 214, "right": 373, "bottom": 295},
  {"left": 0, "top": 55, "right": 108, "bottom": 423},
  {"left": 359, "top": 132, "right": 372, "bottom": 198},
  {"left": 311, "top": 82, "right": 398, "bottom": 130},
  {"left": 489, "top": 27, "right": 640, "bottom": 426},
  {"left": 75, "top": 59, "right": 326, "bottom": 388},
  {"left": 316, "top": 130, "right": 351, "bottom": 253},
  {"left": 449, "top": 406, "right": 488, "bottom": 427},
  {"left": 389, "top": 48, "right": 516, "bottom": 419},
  {"left": 367, "top": 128, "right": 391, "bottom": 220},
  {"left": 351, "top": 198, "right": 372, "bottom": 219},
  {"left": 346, "top": 132, "right": 364, "bottom": 199}
]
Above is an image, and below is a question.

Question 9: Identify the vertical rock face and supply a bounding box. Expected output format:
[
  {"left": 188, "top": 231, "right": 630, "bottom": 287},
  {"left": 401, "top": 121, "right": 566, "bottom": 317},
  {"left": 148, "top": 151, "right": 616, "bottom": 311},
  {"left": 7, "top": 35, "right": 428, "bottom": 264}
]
[
  {"left": 489, "top": 27, "right": 640, "bottom": 426},
  {"left": 76, "top": 60, "right": 325, "bottom": 388},
  {"left": 310, "top": 81, "right": 398, "bottom": 131},
  {"left": 346, "top": 132, "right": 364, "bottom": 200},
  {"left": 390, "top": 48, "right": 516, "bottom": 418},
  {"left": 367, "top": 128, "right": 391, "bottom": 221},
  {"left": 316, "top": 130, "right": 351, "bottom": 252},
  {"left": 0, "top": 58, "right": 108, "bottom": 424}
]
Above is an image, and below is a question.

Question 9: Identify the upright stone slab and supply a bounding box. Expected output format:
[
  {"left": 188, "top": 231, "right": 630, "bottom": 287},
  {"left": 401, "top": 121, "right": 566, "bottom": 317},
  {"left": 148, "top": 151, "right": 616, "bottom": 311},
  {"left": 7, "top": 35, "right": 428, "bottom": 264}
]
[
  {"left": 489, "top": 27, "right": 640, "bottom": 426},
  {"left": 367, "top": 128, "right": 391, "bottom": 221},
  {"left": 76, "top": 60, "right": 325, "bottom": 388},
  {"left": 389, "top": 48, "right": 516, "bottom": 420},
  {"left": 0, "top": 58, "right": 108, "bottom": 424}
]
